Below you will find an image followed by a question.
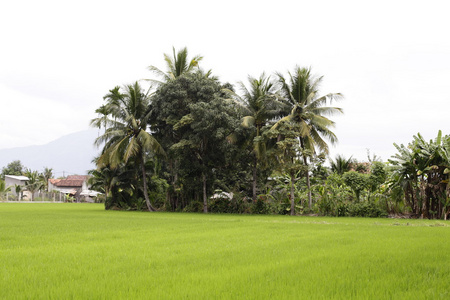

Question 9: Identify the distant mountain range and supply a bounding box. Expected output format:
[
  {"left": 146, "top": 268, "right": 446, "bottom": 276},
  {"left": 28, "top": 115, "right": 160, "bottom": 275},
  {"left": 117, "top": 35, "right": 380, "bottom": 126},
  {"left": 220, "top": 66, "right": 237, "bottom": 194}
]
[{"left": 0, "top": 129, "right": 101, "bottom": 176}]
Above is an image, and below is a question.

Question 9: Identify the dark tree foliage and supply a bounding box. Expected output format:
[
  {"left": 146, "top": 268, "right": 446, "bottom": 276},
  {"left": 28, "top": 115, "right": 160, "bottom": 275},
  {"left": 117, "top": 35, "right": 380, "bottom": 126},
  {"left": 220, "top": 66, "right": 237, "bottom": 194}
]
[
  {"left": 150, "top": 71, "right": 241, "bottom": 212},
  {"left": 1, "top": 160, "right": 25, "bottom": 179},
  {"left": 389, "top": 131, "right": 450, "bottom": 219},
  {"left": 90, "top": 48, "right": 450, "bottom": 220}
]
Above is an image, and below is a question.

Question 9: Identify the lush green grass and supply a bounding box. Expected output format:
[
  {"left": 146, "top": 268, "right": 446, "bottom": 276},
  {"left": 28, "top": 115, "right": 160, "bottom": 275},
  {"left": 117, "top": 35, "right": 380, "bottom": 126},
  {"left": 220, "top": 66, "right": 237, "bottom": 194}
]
[{"left": 0, "top": 203, "right": 449, "bottom": 299}]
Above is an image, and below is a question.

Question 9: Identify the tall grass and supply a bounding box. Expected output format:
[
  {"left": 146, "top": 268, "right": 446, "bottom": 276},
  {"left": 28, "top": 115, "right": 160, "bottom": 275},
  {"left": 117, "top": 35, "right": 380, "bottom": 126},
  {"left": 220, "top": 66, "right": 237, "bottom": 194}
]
[{"left": 0, "top": 203, "right": 449, "bottom": 299}]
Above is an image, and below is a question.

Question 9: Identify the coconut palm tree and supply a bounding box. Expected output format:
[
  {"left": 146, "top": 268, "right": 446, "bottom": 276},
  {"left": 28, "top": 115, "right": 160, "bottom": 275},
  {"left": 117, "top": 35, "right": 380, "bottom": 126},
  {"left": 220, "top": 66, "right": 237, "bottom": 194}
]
[
  {"left": 91, "top": 104, "right": 111, "bottom": 137},
  {"left": 0, "top": 179, "right": 11, "bottom": 201},
  {"left": 273, "top": 66, "right": 343, "bottom": 210},
  {"left": 330, "top": 154, "right": 353, "bottom": 175},
  {"left": 235, "top": 73, "right": 282, "bottom": 200},
  {"left": 40, "top": 167, "right": 53, "bottom": 192},
  {"left": 148, "top": 46, "right": 203, "bottom": 83},
  {"left": 24, "top": 170, "right": 43, "bottom": 201},
  {"left": 14, "top": 184, "right": 23, "bottom": 201},
  {"left": 94, "top": 82, "right": 165, "bottom": 211}
]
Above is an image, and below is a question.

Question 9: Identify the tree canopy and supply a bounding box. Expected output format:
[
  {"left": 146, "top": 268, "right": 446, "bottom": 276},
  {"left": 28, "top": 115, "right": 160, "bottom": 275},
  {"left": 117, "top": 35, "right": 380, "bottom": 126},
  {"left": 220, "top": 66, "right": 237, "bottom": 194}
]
[{"left": 89, "top": 47, "right": 449, "bottom": 220}]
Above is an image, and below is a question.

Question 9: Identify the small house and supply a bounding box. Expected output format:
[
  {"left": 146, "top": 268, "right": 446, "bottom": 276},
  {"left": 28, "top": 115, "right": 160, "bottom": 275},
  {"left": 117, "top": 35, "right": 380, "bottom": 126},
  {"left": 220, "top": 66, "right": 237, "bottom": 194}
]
[
  {"left": 4, "top": 175, "right": 31, "bottom": 200},
  {"left": 48, "top": 175, "right": 90, "bottom": 202}
]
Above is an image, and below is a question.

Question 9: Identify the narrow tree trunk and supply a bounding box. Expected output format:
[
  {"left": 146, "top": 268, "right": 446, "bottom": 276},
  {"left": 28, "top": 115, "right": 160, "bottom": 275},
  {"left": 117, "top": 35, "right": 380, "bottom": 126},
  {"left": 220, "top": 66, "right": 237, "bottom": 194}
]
[
  {"left": 141, "top": 158, "right": 156, "bottom": 212},
  {"left": 302, "top": 155, "right": 312, "bottom": 210},
  {"left": 299, "top": 138, "right": 312, "bottom": 210},
  {"left": 290, "top": 170, "right": 295, "bottom": 216},
  {"left": 167, "top": 159, "right": 178, "bottom": 211},
  {"left": 174, "top": 168, "right": 178, "bottom": 210},
  {"left": 202, "top": 172, "right": 208, "bottom": 213},
  {"left": 252, "top": 155, "right": 257, "bottom": 202}
]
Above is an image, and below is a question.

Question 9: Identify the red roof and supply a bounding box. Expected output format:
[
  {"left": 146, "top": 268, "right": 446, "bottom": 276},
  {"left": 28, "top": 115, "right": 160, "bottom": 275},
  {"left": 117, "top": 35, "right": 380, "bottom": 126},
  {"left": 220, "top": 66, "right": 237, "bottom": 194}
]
[
  {"left": 53, "top": 180, "right": 85, "bottom": 187},
  {"left": 49, "top": 179, "right": 61, "bottom": 185},
  {"left": 66, "top": 175, "right": 89, "bottom": 180},
  {"left": 50, "top": 176, "right": 89, "bottom": 188}
]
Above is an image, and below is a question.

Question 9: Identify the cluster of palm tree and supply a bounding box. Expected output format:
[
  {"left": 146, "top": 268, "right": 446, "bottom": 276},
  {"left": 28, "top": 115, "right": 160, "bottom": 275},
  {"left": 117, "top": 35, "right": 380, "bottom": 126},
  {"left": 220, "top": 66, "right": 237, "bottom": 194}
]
[
  {"left": 389, "top": 131, "right": 450, "bottom": 219},
  {"left": 0, "top": 164, "right": 53, "bottom": 201},
  {"left": 91, "top": 47, "right": 343, "bottom": 214}
]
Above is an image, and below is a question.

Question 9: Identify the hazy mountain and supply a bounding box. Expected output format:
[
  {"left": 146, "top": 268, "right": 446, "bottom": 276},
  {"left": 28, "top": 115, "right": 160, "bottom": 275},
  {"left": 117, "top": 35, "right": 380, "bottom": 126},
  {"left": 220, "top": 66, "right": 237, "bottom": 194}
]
[{"left": 0, "top": 129, "right": 101, "bottom": 176}]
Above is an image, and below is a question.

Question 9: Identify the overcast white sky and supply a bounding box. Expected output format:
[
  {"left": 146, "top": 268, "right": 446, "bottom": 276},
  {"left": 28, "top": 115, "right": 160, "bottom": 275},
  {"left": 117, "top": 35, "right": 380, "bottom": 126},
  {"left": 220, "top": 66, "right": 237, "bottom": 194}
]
[{"left": 1, "top": 0, "right": 449, "bottom": 162}]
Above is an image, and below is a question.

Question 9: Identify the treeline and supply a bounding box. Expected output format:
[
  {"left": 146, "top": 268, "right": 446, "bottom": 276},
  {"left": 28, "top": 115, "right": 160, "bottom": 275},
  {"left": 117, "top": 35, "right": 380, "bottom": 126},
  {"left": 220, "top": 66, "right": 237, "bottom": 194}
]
[
  {"left": 0, "top": 160, "right": 53, "bottom": 201},
  {"left": 90, "top": 47, "right": 450, "bottom": 220}
]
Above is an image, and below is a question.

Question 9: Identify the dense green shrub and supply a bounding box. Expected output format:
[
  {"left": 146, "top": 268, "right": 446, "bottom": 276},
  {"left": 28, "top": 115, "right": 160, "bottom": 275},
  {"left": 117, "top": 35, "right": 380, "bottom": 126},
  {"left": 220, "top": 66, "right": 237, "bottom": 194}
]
[
  {"left": 209, "top": 197, "right": 232, "bottom": 213},
  {"left": 317, "top": 195, "right": 334, "bottom": 216},
  {"left": 148, "top": 176, "right": 169, "bottom": 208},
  {"left": 267, "top": 201, "right": 290, "bottom": 215},
  {"left": 343, "top": 171, "right": 368, "bottom": 201},
  {"left": 340, "top": 202, "right": 387, "bottom": 218},
  {"left": 182, "top": 201, "right": 203, "bottom": 213},
  {"left": 251, "top": 196, "right": 269, "bottom": 214},
  {"left": 336, "top": 203, "right": 348, "bottom": 217}
]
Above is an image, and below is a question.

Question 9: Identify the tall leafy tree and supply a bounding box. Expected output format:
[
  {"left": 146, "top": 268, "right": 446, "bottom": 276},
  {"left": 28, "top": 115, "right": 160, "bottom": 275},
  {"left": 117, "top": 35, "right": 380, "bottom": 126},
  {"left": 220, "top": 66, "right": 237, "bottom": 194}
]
[
  {"left": 235, "top": 73, "right": 282, "bottom": 200},
  {"left": 93, "top": 82, "right": 165, "bottom": 211},
  {"left": 266, "top": 121, "right": 308, "bottom": 215},
  {"left": 147, "top": 47, "right": 205, "bottom": 209},
  {"left": 150, "top": 71, "right": 238, "bottom": 212},
  {"left": 273, "top": 66, "right": 343, "bottom": 210},
  {"left": 1, "top": 160, "right": 25, "bottom": 179}
]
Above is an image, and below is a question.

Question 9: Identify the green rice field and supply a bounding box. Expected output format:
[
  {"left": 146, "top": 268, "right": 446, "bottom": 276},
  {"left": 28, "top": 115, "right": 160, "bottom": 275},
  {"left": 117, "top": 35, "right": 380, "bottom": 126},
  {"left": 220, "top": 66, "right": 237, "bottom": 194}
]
[{"left": 0, "top": 203, "right": 449, "bottom": 299}]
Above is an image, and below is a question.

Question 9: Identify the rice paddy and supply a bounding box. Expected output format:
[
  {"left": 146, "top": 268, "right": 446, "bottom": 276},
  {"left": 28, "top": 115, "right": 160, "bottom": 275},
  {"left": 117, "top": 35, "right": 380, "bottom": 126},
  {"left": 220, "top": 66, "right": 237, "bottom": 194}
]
[{"left": 0, "top": 203, "right": 449, "bottom": 299}]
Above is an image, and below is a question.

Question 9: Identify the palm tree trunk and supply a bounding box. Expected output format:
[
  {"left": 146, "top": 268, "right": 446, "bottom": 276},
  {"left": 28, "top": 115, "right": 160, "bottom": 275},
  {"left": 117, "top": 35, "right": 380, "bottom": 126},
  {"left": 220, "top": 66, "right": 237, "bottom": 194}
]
[
  {"left": 202, "top": 172, "right": 208, "bottom": 213},
  {"left": 305, "top": 166, "right": 312, "bottom": 209},
  {"left": 141, "top": 157, "right": 156, "bottom": 212},
  {"left": 300, "top": 138, "right": 312, "bottom": 210},
  {"left": 290, "top": 170, "right": 295, "bottom": 216},
  {"left": 252, "top": 155, "right": 257, "bottom": 201}
]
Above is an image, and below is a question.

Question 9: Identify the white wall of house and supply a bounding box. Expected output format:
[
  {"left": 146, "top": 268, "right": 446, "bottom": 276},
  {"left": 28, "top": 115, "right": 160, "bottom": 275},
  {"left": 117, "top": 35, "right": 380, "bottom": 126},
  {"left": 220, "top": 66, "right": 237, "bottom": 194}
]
[
  {"left": 4, "top": 175, "right": 29, "bottom": 199},
  {"left": 4, "top": 175, "right": 29, "bottom": 188}
]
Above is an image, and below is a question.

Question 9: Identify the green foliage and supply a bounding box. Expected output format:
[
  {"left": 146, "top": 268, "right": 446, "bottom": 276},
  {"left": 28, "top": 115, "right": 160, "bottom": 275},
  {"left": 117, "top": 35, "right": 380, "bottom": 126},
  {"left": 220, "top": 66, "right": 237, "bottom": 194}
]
[
  {"left": 1, "top": 160, "right": 25, "bottom": 179},
  {"left": 150, "top": 70, "right": 239, "bottom": 212},
  {"left": 88, "top": 48, "right": 450, "bottom": 219},
  {"left": 345, "top": 202, "right": 387, "bottom": 218},
  {"left": 230, "top": 73, "right": 282, "bottom": 201},
  {"left": 251, "top": 196, "right": 270, "bottom": 214},
  {"left": 315, "top": 173, "right": 353, "bottom": 216},
  {"left": 148, "top": 176, "right": 169, "bottom": 209},
  {"left": 209, "top": 194, "right": 249, "bottom": 214},
  {"left": 148, "top": 46, "right": 203, "bottom": 83},
  {"left": 92, "top": 81, "right": 165, "bottom": 211},
  {"left": 40, "top": 167, "right": 53, "bottom": 192},
  {"left": 389, "top": 130, "right": 450, "bottom": 219},
  {"left": 272, "top": 66, "right": 343, "bottom": 211},
  {"left": 0, "top": 179, "right": 11, "bottom": 200},
  {"left": 330, "top": 154, "right": 353, "bottom": 175},
  {"left": 369, "top": 162, "right": 387, "bottom": 190},
  {"left": 23, "top": 169, "right": 44, "bottom": 201},
  {"left": 182, "top": 201, "right": 203, "bottom": 213},
  {"left": 343, "top": 171, "right": 368, "bottom": 201}
]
